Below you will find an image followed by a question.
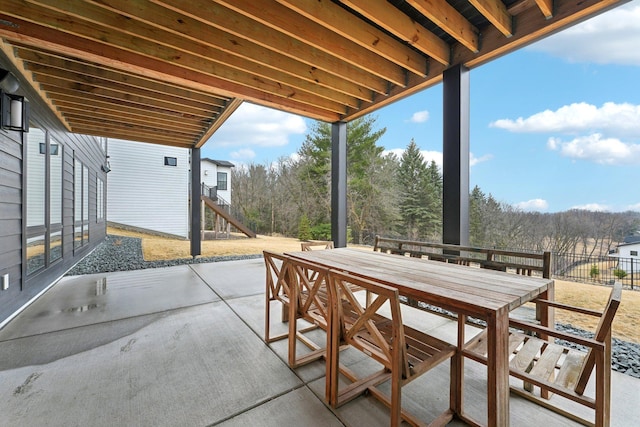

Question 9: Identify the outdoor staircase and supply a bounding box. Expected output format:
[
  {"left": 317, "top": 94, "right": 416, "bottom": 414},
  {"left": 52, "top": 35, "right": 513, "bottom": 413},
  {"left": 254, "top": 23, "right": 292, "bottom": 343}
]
[{"left": 201, "top": 184, "right": 256, "bottom": 238}]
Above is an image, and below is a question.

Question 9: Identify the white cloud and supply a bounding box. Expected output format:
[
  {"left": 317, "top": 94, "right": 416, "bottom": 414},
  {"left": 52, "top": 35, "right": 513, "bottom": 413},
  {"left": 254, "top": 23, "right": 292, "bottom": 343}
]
[
  {"left": 490, "top": 102, "right": 640, "bottom": 137},
  {"left": 627, "top": 202, "right": 640, "bottom": 211},
  {"left": 515, "top": 199, "right": 549, "bottom": 212},
  {"left": 230, "top": 148, "right": 256, "bottom": 161},
  {"left": 206, "top": 103, "right": 306, "bottom": 148},
  {"left": 470, "top": 153, "right": 493, "bottom": 166},
  {"left": 408, "top": 110, "right": 430, "bottom": 123},
  {"left": 570, "top": 203, "right": 611, "bottom": 212},
  {"left": 529, "top": 1, "right": 640, "bottom": 66},
  {"left": 547, "top": 134, "right": 640, "bottom": 165}
]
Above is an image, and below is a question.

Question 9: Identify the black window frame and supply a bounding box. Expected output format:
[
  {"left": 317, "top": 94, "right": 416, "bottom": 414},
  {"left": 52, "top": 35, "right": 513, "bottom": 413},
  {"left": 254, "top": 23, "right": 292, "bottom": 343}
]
[{"left": 217, "top": 172, "right": 228, "bottom": 191}]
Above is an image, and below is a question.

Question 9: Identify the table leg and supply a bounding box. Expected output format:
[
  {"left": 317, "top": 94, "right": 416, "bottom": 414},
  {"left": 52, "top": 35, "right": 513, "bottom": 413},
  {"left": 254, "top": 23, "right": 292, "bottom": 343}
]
[
  {"left": 456, "top": 314, "right": 466, "bottom": 417},
  {"left": 486, "top": 310, "right": 510, "bottom": 426}
]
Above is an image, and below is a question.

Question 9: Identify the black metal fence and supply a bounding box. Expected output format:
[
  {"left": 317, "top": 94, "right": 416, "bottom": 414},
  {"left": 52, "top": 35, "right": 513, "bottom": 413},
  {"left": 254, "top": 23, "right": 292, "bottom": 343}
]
[{"left": 552, "top": 252, "right": 637, "bottom": 289}]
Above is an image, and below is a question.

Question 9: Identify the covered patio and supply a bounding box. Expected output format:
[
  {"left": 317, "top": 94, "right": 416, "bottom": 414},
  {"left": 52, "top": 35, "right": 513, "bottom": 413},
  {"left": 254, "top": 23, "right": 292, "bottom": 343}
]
[
  {"left": 0, "top": 0, "right": 631, "bottom": 251},
  {"left": 1, "top": 1, "right": 637, "bottom": 425},
  {"left": 0, "top": 259, "right": 637, "bottom": 426}
]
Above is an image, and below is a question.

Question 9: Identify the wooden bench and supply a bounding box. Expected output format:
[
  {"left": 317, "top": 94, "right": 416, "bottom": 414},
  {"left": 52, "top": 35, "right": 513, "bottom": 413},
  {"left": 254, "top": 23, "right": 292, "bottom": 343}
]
[
  {"left": 301, "top": 240, "right": 334, "bottom": 251},
  {"left": 373, "top": 235, "right": 551, "bottom": 279},
  {"left": 464, "top": 282, "right": 622, "bottom": 427}
]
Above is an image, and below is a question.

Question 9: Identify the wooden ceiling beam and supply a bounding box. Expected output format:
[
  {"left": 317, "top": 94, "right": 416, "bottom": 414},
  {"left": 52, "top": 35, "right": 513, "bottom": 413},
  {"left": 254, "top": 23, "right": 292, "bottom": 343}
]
[
  {"left": 16, "top": 46, "right": 230, "bottom": 108},
  {"left": 343, "top": 60, "right": 448, "bottom": 121},
  {"left": 34, "top": 73, "right": 219, "bottom": 119},
  {"left": 196, "top": 98, "right": 243, "bottom": 149},
  {"left": 67, "top": 120, "right": 201, "bottom": 143},
  {"left": 43, "top": 88, "right": 211, "bottom": 131},
  {"left": 507, "top": 0, "right": 538, "bottom": 16},
  {"left": 406, "top": 0, "right": 480, "bottom": 53},
  {"left": 0, "top": 38, "right": 71, "bottom": 130},
  {"left": 469, "top": 0, "right": 514, "bottom": 37},
  {"left": 66, "top": 116, "right": 201, "bottom": 139},
  {"left": 58, "top": 103, "right": 209, "bottom": 132},
  {"left": 454, "top": 0, "right": 623, "bottom": 68},
  {"left": 68, "top": 125, "right": 196, "bottom": 148},
  {"left": 276, "top": 0, "right": 428, "bottom": 77},
  {"left": 21, "top": 0, "right": 358, "bottom": 113},
  {"left": 0, "top": 14, "right": 342, "bottom": 122},
  {"left": 535, "top": 0, "right": 555, "bottom": 18},
  {"left": 213, "top": 0, "right": 407, "bottom": 87},
  {"left": 153, "top": 0, "right": 389, "bottom": 96},
  {"left": 90, "top": 0, "right": 375, "bottom": 102},
  {"left": 339, "top": 0, "right": 450, "bottom": 66},
  {"left": 51, "top": 94, "right": 212, "bottom": 124},
  {"left": 63, "top": 110, "right": 206, "bottom": 134},
  {"left": 26, "top": 64, "right": 213, "bottom": 117}
]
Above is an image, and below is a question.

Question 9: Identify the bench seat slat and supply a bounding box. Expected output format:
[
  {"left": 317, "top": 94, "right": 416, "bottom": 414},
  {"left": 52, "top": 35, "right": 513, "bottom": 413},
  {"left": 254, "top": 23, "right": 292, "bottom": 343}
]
[
  {"left": 510, "top": 337, "right": 544, "bottom": 373},
  {"left": 555, "top": 350, "right": 587, "bottom": 390},
  {"left": 529, "top": 341, "right": 565, "bottom": 380}
]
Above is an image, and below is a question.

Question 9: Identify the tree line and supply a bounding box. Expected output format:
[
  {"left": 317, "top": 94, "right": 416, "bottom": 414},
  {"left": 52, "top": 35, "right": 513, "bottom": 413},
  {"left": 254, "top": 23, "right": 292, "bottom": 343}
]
[{"left": 231, "top": 116, "right": 639, "bottom": 254}]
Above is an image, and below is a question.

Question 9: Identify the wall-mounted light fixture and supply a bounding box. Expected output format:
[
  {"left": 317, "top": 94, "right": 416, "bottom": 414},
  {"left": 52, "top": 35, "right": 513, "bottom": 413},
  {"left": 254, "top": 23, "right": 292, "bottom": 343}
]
[
  {"left": 1, "top": 92, "right": 29, "bottom": 132},
  {"left": 0, "top": 69, "right": 19, "bottom": 93},
  {"left": 1, "top": 69, "right": 29, "bottom": 133},
  {"left": 101, "top": 156, "right": 111, "bottom": 173}
]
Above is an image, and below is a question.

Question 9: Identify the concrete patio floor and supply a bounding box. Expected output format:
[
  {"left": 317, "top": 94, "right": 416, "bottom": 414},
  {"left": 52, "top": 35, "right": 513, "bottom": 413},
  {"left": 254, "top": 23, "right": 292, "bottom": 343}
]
[{"left": 0, "top": 258, "right": 638, "bottom": 426}]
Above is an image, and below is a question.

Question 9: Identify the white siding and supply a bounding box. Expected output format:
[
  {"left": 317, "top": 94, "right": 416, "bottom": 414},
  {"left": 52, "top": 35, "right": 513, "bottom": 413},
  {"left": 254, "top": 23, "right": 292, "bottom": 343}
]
[
  {"left": 201, "top": 160, "right": 232, "bottom": 204},
  {"left": 201, "top": 161, "right": 217, "bottom": 188},
  {"left": 616, "top": 243, "right": 640, "bottom": 274},
  {"left": 107, "top": 139, "right": 190, "bottom": 238}
]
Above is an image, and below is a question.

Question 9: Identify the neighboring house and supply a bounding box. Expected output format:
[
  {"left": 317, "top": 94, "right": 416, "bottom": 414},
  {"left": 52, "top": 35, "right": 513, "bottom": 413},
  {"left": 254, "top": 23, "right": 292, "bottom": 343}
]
[
  {"left": 107, "top": 139, "right": 234, "bottom": 239},
  {"left": 609, "top": 233, "right": 640, "bottom": 274},
  {"left": 201, "top": 158, "right": 234, "bottom": 205}
]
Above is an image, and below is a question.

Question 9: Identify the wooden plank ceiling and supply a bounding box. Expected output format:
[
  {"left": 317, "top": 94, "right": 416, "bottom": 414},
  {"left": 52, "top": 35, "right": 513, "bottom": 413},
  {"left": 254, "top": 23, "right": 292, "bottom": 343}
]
[{"left": 0, "top": 0, "right": 627, "bottom": 148}]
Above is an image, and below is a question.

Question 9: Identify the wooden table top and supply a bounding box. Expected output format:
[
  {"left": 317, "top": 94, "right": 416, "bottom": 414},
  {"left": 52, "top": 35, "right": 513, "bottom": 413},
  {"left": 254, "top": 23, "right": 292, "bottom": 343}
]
[{"left": 286, "top": 248, "right": 554, "bottom": 317}]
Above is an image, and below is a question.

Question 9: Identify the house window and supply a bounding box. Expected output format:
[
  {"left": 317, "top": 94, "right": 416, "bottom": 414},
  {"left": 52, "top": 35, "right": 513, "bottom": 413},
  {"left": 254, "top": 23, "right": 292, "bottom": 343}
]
[
  {"left": 97, "top": 177, "right": 104, "bottom": 222},
  {"left": 50, "top": 139, "right": 63, "bottom": 263},
  {"left": 631, "top": 251, "right": 638, "bottom": 256},
  {"left": 217, "top": 172, "right": 227, "bottom": 190},
  {"left": 26, "top": 128, "right": 46, "bottom": 274},
  {"left": 38, "top": 143, "right": 58, "bottom": 155},
  {"left": 74, "top": 158, "right": 90, "bottom": 250},
  {"left": 164, "top": 156, "right": 177, "bottom": 166}
]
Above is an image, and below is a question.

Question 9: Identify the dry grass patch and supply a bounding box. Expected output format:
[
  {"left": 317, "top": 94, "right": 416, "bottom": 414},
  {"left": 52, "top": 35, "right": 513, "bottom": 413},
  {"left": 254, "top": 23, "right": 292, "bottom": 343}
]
[
  {"left": 554, "top": 279, "right": 639, "bottom": 343},
  {"left": 108, "top": 227, "right": 368, "bottom": 260},
  {"left": 144, "top": 234, "right": 308, "bottom": 259}
]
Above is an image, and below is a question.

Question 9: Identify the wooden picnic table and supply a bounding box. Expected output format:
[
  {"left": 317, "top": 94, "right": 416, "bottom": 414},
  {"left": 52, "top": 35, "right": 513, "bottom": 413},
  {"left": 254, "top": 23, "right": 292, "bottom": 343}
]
[{"left": 285, "top": 248, "right": 555, "bottom": 427}]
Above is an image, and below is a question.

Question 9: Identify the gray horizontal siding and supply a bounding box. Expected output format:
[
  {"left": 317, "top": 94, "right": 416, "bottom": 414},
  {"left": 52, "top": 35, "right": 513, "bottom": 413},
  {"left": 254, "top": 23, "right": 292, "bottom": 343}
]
[{"left": 0, "top": 53, "right": 108, "bottom": 322}]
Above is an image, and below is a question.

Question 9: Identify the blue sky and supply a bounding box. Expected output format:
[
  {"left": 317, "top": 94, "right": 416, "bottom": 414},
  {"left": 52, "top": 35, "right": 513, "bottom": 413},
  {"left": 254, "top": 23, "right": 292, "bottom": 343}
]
[{"left": 204, "top": 1, "right": 640, "bottom": 214}]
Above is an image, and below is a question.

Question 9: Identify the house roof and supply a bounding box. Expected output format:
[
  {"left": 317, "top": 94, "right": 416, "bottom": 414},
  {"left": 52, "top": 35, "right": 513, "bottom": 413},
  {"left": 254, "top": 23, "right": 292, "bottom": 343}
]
[
  {"left": 0, "top": 0, "right": 629, "bottom": 149},
  {"left": 621, "top": 234, "right": 640, "bottom": 245},
  {"left": 202, "top": 158, "right": 235, "bottom": 168}
]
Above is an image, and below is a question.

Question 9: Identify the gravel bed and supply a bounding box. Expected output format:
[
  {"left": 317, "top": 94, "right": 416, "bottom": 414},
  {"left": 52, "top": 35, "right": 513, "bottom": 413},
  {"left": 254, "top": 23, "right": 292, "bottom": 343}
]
[
  {"left": 66, "top": 235, "right": 261, "bottom": 276},
  {"left": 69, "top": 235, "right": 640, "bottom": 378}
]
